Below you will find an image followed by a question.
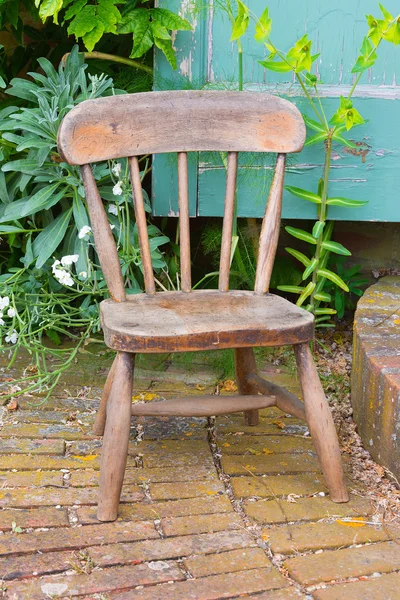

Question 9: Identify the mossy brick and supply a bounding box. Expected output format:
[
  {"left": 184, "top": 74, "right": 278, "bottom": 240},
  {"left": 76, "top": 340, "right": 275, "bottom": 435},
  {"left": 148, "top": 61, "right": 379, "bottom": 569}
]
[
  {"left": 161, "top": 512, "right": 241, "bottom": 537},
  {"left": 1, "top": 530, "right": 254, "bottom": 581},
  {"left": 245, "top": 494, "right": 372, "bottom": 525},
  {"left": 285, "top": 540, "right": 400, "bottom": 585},
  {"left": 70, "top": 464, "right": 216, "bottom": 487},
  {"left": 219, "top": 435, "right": 313, "bottom": 455},
  {"left": 0, "top": 469, "right": 63, "bottom": 487},
  {"left": 0, "top": 520, "right": 158, "bottom": 556},
  {"left": 5, "top": 410, "right": 93, "bottom": 425},
  {"left": 184, "top": 547, "right": 271, "bottom": 578},
  {"left": 77, "top": 495, "right": 233, "bottom": 524},
  {"left": 5, "top": 560, "right": 185, "bottom": 599},
  {"left": 221, "top": 453, "right": 320, "bottom": 476},
  {"left": 0, "top": 484, "right": 144, "bottom": 508},
  {"left": 132, "top": 415, "right": 208, "bottom": 440},
  {"left": 0, "top": 507, "right": 68, "bottom": 532},
  {"left": 0, "top": 438, "right": 65, "bottom": 455},
  {"left": 267, "top": 519, "right": 399, "bottom": 554},
  {"left": 231, "top": 474, "right": 327, "bottom": 499},
  {"left": 0, "top": 454, "right": 101, "bottom": 470},
  {"left": 107, "top": 567, "right": 289, "bottom": 600},
  {"left": 313, "top": 570, "right": 400, "bottom": 600},
  {"left": 149, "top": 479, "right": 225, "bottom": 501},
  {"left": 215, "top": 415, "right": 308, "bottom": 437},
  {"left": 16, "top": 395, "right": 100, "bottom": 412},
  {"left": 0, "top": 422, "right": 95, "bottom": 440},
  {"left": 244, "top": 589, "right": 307, "bottom": 599}
]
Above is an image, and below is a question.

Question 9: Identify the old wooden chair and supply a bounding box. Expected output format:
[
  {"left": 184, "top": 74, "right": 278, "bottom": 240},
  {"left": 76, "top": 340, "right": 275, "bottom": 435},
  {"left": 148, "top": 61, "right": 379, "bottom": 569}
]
[{"left": 58, "top": 90, "right": 348, "bottom": 522}]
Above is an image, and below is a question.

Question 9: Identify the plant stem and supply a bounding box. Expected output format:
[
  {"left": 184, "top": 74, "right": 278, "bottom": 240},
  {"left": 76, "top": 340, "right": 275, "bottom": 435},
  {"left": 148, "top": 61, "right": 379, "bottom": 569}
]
[
  {"left": 61, "top": 51, "right": 153, "bottom": 74},
  {"left": 237, "top": 40, "right": 243, "bottom": 91}
]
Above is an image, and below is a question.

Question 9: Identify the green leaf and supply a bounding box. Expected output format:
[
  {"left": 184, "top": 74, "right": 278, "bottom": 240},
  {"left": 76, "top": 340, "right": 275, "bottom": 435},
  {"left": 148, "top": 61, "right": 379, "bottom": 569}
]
[
  {"left": 304, "top": 132, "right": 327, "bottom": 146},
  {"left": 303, "top": 115, "right": 326, "bottom": 133},
  {"left": 36, "top": 0, "right": 63, "bottom": 23},
  {"left": 2, "top": 159, "right": 44, "bottom": 173},
  {"left": 68, "top": 5, "right": 96, "bottom": 38},
  {"left": 317, "top": 268, "right": 349, "bottom": 292},
  {"left": 315, "top": 308, "right": 337, "bottom": 315},
  {"left": 302, "top": 257, "right": 318, "bottom": 280},
  {"left": 379, "top": 3, "right": 393, "bottom": 21},
  {"left": 259, "top": 60, "right": 293, "bottom": 72},
  {"left": 254, "top": 6, "right": 272, "bottom": 43},
  {"left": 83, "top": 22, "right": 105, "bottom": 51},
  {"left": 321, "top": 240, "right": 351, "bottom": 256},
  {"left": 277, "top": 285, "right": 304, "bottom": 294},
  {"left": 326, "top": 197, "right": 368, "bottom": 208},
  {"left": 64, "top": 0, "right": 86, "bottom": 20},
  {"left": 314, "top": 291, "right": 332, "bottom": 302},
  {"left": 285, "top": 186, "right": 322, "bottom": 204},
  {"left": 230, "top": 0, "right": 249, "bottom": 41},
  {"left": 296, "top": 281, "right": 316, "bottom": 307},
  {"left": 285, "top": 226, "right": 317, "bottom": 245},
  {"left": 33, "top": 208, "right": 72, "bottom": 269},
  {"left": 312, "top": 220, "right": 325, "bottom": 239},
  {"left": 285, "top": 247, "right": 310, "bottom": 267},
  {"left": 332, "top": 131, "right": 357, "bottom": 148},
  {"left": 154, "top": 37, "right": 177, "bottom": 69},
  {"left": 151, "top": 21, "right": 171, "bottom": 40},
  {"left": 129, "top": 11, "right": 153, "bottom": 59},
  {"left": 152, "top": 8, "right": 192, "bottom": 31}
]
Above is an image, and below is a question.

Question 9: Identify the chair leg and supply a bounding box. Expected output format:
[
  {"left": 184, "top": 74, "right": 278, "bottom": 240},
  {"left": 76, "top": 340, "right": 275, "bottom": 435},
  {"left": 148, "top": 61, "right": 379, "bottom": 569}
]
[
  {"left": 234, "top": 348, "right": 259, "bottom": 425},
  {"left": 97, "top": 352, "right": 134, "bottom": 522},
  {"left": 294, "top": 342, "right": 349, "bottom": 503},
  {"left": 93, "top": 354, "right": 119, "bottom": 436}
]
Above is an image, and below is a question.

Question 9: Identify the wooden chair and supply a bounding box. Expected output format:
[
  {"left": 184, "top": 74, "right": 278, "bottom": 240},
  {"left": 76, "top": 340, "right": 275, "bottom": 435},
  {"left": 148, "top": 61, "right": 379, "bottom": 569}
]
[{"left": 58, "top": 90, "right": 348, "bottom": 522}]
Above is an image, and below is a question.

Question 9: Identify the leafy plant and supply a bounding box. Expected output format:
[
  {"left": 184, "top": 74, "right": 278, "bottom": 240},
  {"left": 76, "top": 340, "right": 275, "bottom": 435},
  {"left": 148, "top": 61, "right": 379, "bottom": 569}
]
[
  {"left": 251, "top": 3, "right": 400, "bottom": 326},
  {"left": 34, "top": 0, "right": 192, "bottom": 68},
  {"left": 0, "top": 47, "right": 169, "bottom": 399}
]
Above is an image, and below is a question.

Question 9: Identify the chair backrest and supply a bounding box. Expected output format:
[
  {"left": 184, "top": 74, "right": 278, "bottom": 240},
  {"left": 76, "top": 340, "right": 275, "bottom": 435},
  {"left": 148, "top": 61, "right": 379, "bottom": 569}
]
[{"left": 58, "top": 90, "right": 305, "bottom": 302}]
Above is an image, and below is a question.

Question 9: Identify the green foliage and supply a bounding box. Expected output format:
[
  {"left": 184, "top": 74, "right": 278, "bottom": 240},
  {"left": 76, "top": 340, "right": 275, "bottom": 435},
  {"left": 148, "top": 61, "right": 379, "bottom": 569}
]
[{"left": 34, "top": 0, "right": 192, "bottom": 68}]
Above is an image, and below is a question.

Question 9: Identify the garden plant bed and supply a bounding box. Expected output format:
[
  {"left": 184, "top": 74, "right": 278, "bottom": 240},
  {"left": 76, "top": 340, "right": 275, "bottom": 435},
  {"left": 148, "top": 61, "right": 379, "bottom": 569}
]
[{"left": 0, "top": 333, "right": 399, "bottom": 599}]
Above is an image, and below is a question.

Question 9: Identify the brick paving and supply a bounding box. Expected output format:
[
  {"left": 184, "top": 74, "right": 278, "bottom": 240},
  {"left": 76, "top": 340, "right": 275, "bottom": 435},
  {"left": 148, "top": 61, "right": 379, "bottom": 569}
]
[{"left": 0, "top": 356, "right": 399, "bottom": 599}]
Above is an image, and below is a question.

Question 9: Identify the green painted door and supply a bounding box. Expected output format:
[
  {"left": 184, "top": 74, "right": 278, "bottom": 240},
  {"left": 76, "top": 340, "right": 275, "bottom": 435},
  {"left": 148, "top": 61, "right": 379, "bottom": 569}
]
[{"left": 152, "top": 0, "right": 399, "bottom": 221}]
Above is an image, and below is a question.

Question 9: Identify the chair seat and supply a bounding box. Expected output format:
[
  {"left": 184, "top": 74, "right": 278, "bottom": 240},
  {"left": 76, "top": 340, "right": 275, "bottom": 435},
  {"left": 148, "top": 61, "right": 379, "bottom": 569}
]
[{"left": 100, "top": 290, "right": 314, "bottom": 353}]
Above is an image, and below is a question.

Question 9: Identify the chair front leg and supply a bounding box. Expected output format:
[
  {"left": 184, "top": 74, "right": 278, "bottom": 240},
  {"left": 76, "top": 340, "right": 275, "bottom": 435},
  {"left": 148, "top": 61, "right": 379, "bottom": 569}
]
[
  {"left": 234, "top": 347, "right": 260, "bottom": 425},
  {"left": 294, "top": 342, "right": 348, "bottom": 503},
  {"left": 93, "top": 354, "right": 119, "bottom": 436},
  {"left": 97, "top": 352, "right": 134, "bottom": 521}
]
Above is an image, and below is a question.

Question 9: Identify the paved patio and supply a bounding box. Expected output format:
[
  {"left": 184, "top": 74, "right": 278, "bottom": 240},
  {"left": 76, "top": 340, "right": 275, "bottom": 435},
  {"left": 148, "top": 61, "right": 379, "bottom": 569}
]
[{"left": 0, "top": 351, "right": 399, "bottom": 599}]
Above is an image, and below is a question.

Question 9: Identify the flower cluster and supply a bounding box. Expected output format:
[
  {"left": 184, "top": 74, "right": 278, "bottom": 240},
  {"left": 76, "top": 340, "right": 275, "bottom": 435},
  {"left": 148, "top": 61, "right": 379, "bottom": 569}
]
[
  {"left": 112, "top": 163, "right": 123, "bottom": 197},
  {"left": 0, "top": 295, "right": 18, "bottom": 345},
  {"left": 52, "top": 255, "right": 79, "bottom": 287}
]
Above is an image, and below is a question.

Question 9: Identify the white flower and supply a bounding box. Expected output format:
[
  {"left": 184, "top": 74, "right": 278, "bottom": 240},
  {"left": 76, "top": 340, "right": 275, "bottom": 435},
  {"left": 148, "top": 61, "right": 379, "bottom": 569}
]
[
  {"left": 110, "top": 224, "right": 115, "bottom": 230},
  {"left": 7, "top": 308, "right": 16, "bottom": 318},
  {"left": 78, "top": 226, "right": 92, "bottom": 239},
  {"left": 0, "top": 317, "right": 5, "bottom": 326},
  {"left": 112, "top": 163, "right": 122, "bottom": 177},
  {"left": 78, "top": 271, "right": 87, "bottom": 279},
  {"left": 61, "top": 254, "right": 79, "bottom": 267},
  {"left": 108, "top": 203, "right": 118, "bottom": 215},
  {"left": 52, "top": 260, "right": 61, "bottom": 274},
  {"left": 5, "top": 329, "right": 18, "bottom": 344},
  {"left": 0, "top": 296, "right": 10, "bottom": 310},
  {"left": 55, "top": 270, "right": 74, "bottom": 287},
  {"left": 112, "top": 182, "right": 123, "bottom": 196}
]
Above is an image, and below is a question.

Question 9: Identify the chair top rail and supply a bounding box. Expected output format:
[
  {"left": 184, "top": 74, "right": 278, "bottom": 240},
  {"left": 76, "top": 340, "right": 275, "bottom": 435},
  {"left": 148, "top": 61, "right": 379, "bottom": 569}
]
[{"left": 57, "top": 90, "right": 306, "bottom": 165}]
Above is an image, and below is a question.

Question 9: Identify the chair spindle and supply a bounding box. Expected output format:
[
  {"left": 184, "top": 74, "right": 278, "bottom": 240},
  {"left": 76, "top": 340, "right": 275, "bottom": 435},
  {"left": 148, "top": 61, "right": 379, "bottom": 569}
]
[
  {"left": 254, "top": 153, "right": 286, "bottom": 295},
  {"left": 218, "top": 151, "right": 238, "bottom": 292},
  {"left": 177, "top": 152, "right": 191, "bottom": 292},
  {"left": 129, "top": 156, "right": 156, "bottom": 294},
  {"left": 80, "top": 164, "right": 125, "bottom": 302}
]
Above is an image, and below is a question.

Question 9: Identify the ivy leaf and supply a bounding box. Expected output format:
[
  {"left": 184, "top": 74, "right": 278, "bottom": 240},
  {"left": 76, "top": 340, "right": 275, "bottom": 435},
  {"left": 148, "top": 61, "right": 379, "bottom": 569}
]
[
  {"left": 230, "top": 0, "right": 249, "bottom": 41},
  {"left": 327, "top": 197, "right": 368, "bottom": 207},
  {"left": 259, "top": 60, "right": 293, "bottom": 72},
  {"left": 254, "top": 6, "right": 272, "bottom": 43},
  {"left": 321, "top": 240, "right": 351, "bottom": 256},
  {"left": 68, "top": 5, "right": 96, "bottom": 38},
  {"left": 129, "top": 11, "right": 153, "bottom": 58},
  {"left": 36, "top": 0, "right": 63, "bottom": 24},
  {"left": 285, "top": 186, "right": 322, "bottom": 204},
  {"left": 317, "top": 268, "right": 349, "bottom": 292},
  {"left": 151, "top": 21, "right": 171, "bottom": 40},
  {"left": 285, "top": 247, "right": 310, "bottom": 268},
  {"left": 64, "top": 0, "right": 87, "bottom": 20},
  {"left": 151, "top": 8, "right": 192, "bottom": 31},
  {"left": 285, "top": 226, "right": 317, "bottom": 245},
  {"left": 83, "top": 22, "right": 105, "bottom": 52},
  {"left": 117, "top": 8, "right": 147, "bottom": 34}
]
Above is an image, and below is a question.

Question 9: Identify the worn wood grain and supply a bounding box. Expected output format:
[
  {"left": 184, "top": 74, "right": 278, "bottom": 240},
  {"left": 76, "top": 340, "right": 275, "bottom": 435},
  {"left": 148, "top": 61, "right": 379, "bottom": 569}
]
[
  {"left": 254, "top": 153, "right": 286, "bottom": 294},
  {"left": 131, "top": 394, "right": 276, "bottom": 416},
  {"left": 129, "top": 156, "right": 156, "bottom": 295},
  {"left": 93, "top": 354, "right": 118, "bottom": 436},
  {"left": 177, "top": 152, "right": 191, "bottom": 292},
  {"left": 219, "top": 152, "right": 238, "bottom": 292},
  {"left": 57, "top": 91, "right": 305, "bottom": 164},
  {"left": 234, "top": 347, "right": 260, "bottom": 426},
  {"left": 80, "top": 165, "right": 125, "bottom": 302},
  {"left": 294, "top": 342, "right": 348, "bottom": 503},
  {"left": 100, "top": 290, "right": 314, "bottom": 353},
  {"left": 246, "top": 372, "right": 306, "bottom": 421}
]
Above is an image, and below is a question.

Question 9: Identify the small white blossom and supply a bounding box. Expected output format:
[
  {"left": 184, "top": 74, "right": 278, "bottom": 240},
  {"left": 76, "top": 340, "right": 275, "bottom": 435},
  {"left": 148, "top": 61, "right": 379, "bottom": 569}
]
[
  {"left": 54, "top": 270, "right": 74, "bottom": 287},
  {"left": 0, "top": 316, "right": 5, "bottom": 326},
  {"left": 112, "top": 163, "right": 122, "bottom": 177},
  {"left": 0, "top": 296, "right": 10, "bottom": 310},
  {"left": 61, "top": 254, "right": 79, "bottom": 267},
  {"left": 78, "top": 226, "right": 92, "bottom": 239},
  {"left": 108, "top": 203, "right": 118, "bottom": 215},
  {"left": 112, "top": 182, "right": 123, "bottom": 196},
  {"left": 78, "top": 271, "right": 87, "bottom": 279},
  {"left": 5, "top": 329, "right": 18, "bottom": 344},
  {"left": 7, "top": 308, "right": 16, "bottom": 318},
  {"left": 52, "top": 260, "right": 61, "bottom": 273},
  {"left": 110, "top": 224, "right": 115, "bottom": 230}
]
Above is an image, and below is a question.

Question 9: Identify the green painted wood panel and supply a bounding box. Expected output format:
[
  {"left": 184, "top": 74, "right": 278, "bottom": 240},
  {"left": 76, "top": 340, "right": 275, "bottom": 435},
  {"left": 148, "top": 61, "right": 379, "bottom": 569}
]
[{"left": 152, "top": 0, "right": 400, "bottom": 220}]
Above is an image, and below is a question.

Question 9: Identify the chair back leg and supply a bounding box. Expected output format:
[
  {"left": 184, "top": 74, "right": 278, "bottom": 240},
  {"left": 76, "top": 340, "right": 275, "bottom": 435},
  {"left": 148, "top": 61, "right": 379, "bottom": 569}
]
[
  {"left": 93, "top": 354, "right": 119, "bottom": 436},
  {"left": 294, "top": 342, "right": 349, "bottom": 503},
  {"left": 234, "top": 348, "right": 260, "bottom": 426},
  {"left": 97, "top": 352, "right": 135, "bottom": 521}
]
